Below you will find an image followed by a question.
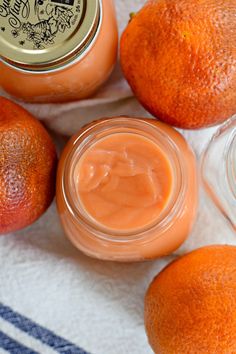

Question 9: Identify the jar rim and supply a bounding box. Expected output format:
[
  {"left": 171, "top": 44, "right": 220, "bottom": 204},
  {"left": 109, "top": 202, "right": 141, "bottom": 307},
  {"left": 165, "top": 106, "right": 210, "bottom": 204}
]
[
  {"left": 61, "top": 117, "right": 188, "bottom": 243},
  {"left": 201, "top": 115, "right": 236, "bottom": 231},
  {"left": 226, "top": 125, "right": 236, "bottom": 199}
]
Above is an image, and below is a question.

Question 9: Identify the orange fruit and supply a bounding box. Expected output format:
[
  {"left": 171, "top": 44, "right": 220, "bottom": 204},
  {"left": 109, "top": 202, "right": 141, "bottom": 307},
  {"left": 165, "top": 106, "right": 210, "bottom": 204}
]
[
  {"left": 120, "top": 0, "right": 236, "bottom": 129},
  {"left": 145, "top": 245, "right": 236, "bottom": 353},
  {"left": 0, "top": 97, "right": 57, "bottom": 234}
]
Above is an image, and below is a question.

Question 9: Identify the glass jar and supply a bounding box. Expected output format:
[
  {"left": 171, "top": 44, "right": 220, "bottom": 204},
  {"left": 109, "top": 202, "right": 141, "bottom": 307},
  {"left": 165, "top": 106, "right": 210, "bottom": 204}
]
[
  {"left": 201, "top": 116, "right": 236, "bottom": 230},
  {"left": 56, "top": 117, "right": 198, "bottom": 261},
  {"left": 0, "top": 0, "right": 117, "bottom": 103}
]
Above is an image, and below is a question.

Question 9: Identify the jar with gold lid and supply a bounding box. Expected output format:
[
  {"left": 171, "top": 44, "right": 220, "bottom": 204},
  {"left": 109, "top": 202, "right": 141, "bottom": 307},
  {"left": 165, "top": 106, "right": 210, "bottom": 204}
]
[{"left": 0, "top": 0, "right": 118, "bottom": 102}]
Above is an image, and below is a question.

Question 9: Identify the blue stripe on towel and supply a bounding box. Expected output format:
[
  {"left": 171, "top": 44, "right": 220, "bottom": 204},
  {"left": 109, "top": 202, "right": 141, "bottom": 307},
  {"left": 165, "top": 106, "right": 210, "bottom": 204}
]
[
  {"left": 0, "top": 303, "right": 90, "bottom": 354},
  {"left": 0, "top": 330, "right": 38, "bottom": 354}
]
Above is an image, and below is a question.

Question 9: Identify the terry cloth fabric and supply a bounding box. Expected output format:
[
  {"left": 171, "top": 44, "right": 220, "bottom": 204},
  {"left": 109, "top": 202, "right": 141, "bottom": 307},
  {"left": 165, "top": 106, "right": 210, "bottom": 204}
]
[{"left": 0, "top": 1, "right": 236, "bottom": 353}]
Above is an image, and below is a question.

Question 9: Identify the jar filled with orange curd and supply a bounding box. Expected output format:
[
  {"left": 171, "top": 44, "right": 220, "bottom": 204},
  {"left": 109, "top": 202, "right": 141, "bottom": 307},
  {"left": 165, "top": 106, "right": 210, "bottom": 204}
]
[
  {"left": 56, "top": 117, "right": 198, "bottom": 262},
  {"left": 0, "top": 0, "right": 117, "bottom": 103}
]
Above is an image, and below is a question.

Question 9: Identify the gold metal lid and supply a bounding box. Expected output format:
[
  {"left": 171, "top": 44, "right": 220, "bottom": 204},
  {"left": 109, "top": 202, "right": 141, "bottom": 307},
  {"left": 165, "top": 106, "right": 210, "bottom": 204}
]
[{"left": 0, "top": 0, "right": 100, "bottom": 72}]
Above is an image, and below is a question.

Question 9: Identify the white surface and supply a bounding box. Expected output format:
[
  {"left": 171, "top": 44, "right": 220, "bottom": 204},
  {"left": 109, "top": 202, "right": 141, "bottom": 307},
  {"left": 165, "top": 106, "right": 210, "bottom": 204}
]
[{"left": 1, "top": 1, "right": 236, "bottom": 353}]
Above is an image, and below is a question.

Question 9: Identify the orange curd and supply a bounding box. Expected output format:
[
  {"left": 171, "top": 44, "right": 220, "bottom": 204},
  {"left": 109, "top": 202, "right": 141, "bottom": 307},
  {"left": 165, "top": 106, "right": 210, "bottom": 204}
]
[
  {"left": 56, "top": 117, "right": 198, "bottom": 261},
  {"left": 76, "top": 133, "right": 173, "bottom": 231},
  {"left": 0, "top": 0, "right": 117, "bottom": 102}
]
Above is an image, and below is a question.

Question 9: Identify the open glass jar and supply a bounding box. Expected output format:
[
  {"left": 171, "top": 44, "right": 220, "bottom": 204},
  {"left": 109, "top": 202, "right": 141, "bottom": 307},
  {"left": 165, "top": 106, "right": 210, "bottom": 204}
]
[
  {"left": 0, "top": 0, "right": 118, "bottom": 102},
  {"left": 201, "top": 116, "right": 236, "bottom": 230},
  {"left": 56, "top": 117, "right": 198, "bottom": 262}
]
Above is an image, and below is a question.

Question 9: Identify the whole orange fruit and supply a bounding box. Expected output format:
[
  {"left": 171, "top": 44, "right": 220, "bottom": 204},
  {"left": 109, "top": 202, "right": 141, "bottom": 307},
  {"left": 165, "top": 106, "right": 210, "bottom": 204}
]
[
  {"left": 0, "top": 97, "right": 57, "bottom": 234},
  {"left": 120, "top": 0, "right": 236, "bottom": 129},
  {"left": 145, "top": 245, "right": 236, "bottom": 353}
]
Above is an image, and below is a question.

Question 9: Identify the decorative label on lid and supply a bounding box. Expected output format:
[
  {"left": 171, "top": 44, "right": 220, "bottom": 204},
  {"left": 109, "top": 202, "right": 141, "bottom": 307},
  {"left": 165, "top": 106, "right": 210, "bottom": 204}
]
[
  {"left": 0, "top": 0, "right": 83, "bottom": 49},
  {"left": 0, "top": 0, "right": 99, "bottom": 71}
]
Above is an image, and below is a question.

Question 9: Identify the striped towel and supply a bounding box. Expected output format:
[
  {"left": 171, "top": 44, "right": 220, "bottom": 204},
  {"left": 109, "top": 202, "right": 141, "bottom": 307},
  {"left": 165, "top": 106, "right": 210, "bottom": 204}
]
[
  {"left": 0, "top": 304, "right": 87, "bottom": 354},
  {"left": 1, "top": 0, "right": 236, "bottom": 353}
]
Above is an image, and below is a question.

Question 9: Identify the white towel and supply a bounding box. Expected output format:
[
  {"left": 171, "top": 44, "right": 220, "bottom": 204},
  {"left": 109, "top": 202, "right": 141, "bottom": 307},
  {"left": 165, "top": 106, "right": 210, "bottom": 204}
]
[{"left": 0, "top": 1, "right": 235, "bottom": 353}]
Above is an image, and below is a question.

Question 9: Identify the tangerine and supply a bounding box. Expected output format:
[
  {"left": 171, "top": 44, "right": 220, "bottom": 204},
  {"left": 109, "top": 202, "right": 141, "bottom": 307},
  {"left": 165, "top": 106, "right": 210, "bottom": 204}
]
[
  {"left": 145, "top": 245, "right": 236, "bottom": 353},
  {"left": 121, "top": 0, "right": 236, "bottom": 128},
  {"left": 0, "top": 97, "right": 57, "bottom": 234}
]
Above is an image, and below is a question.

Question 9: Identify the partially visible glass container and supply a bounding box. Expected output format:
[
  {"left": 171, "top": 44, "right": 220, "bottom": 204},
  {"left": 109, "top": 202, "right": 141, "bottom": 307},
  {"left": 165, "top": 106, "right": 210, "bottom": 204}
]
[{"left": 201, "top": 116, "right": 236, "bottom": 230}]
